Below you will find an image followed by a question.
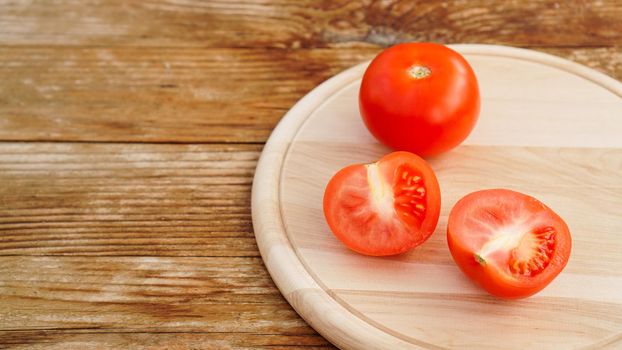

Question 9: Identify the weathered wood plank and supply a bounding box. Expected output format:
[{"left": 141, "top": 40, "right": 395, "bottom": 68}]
[
  {"left": 0, "top": 0, "right": 620, "bottom": 48},
  {"left": 0, "top": 47, "right": 620, "bottom": 143},
  {"left": 0, "top": 256, "right": 311, "bottom": 332},
  {"left": 0, "top": 47, "right": 377, "bottom": 143},
  {"left": 0, "top": 143, "right": 260, "bottom": 257},
  {"left": 0, "top": 331, "right": 334, "bottom": 350},
  {"left": 0, "top": 142, "right": 332, "bottom": 345}
]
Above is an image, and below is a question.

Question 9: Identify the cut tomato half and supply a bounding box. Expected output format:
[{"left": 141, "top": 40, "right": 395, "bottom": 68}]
[
  {"left": 447, "top": 189, "right": 572, "bottom": 299},
  {"left": 323, "top": 151, "right": 441, "bottom": 256}
]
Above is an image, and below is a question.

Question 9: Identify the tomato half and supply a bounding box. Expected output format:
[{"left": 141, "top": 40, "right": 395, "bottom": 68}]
[
  {"left": 359, "top": 42, "right": 480, "bottom": 157},
  {"left": 323, "top": 151, "right": 441, "bottom": 256},
  {"left": 447, "top": 189, "right": 572, "bottom": 299}
]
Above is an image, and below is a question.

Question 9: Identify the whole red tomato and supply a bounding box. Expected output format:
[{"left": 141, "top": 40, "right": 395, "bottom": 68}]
[{"left": 359, "top": 43, "right": 480, "bottom": 157}]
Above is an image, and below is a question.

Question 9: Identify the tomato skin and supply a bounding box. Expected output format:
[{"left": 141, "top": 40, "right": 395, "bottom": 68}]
[
  {"left": 448, "top": 237, "right": 546, "bottom": 299},
  {"left": 359, "top": 42, "right": 480, "bottom": 157},
  {"left": 323, "top": 151, "right": 441, "bottom": 256},
  {"left": 447, "top": 189, "right": 572, "bottom": 299}
]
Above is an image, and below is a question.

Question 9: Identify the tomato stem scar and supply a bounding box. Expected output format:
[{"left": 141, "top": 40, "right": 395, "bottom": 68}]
[
  {"left": 475, "top": 254, "right": 487, "bottom": 266},
  {"left": 408, "top": 65, "right": 432, "bottom": 79}
]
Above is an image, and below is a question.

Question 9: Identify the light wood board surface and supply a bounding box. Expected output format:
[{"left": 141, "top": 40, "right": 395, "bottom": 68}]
[{"left": 252, "top": 44, "right": 622, "bottom": 349}]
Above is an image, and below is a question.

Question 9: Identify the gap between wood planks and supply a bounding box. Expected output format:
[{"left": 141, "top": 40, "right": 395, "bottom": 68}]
[{"left": 0, "top": 140, "right": 267, "bottom": 145}]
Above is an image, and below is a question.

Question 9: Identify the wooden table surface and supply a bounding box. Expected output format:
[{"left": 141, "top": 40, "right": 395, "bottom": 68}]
[{"left": 0, "top": 1, "right": 620, "bottom": 349}]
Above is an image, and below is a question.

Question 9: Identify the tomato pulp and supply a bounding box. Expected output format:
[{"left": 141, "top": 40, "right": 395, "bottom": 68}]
[
  {"left": 447, "top": 189, "right": 572, "bottom": 299},
  {"left": 359, "top": 42, "right": 480, "bottom": 157},
  {"left": 323, "top": 152, "right": 441, "bottom": 256}
]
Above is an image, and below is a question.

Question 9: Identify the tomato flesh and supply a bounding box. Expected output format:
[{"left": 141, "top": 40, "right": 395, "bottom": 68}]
[
  {"left": 323, "top": 152, "right": 441, "bottom": 256},
  {"left": 447, "top": 189, "right": 572, "bottom": 299}
]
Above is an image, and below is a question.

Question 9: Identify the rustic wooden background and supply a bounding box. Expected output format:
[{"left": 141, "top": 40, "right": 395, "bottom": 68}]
[{"left": 0, "top": 1, "right": 621, "bottom": 349}]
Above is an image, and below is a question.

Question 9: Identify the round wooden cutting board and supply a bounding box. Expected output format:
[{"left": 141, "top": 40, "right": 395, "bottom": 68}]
[{"left": 251, "top": 45, "right": 622, "bottom": 350}]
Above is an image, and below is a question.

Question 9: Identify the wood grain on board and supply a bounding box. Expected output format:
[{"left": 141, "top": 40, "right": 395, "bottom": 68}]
[
  {"left": 256, "top": 47, "right": 622, "bottom": 349},
  {"left": 0, "top": 47, "right": 620, "bottom": 143}
]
